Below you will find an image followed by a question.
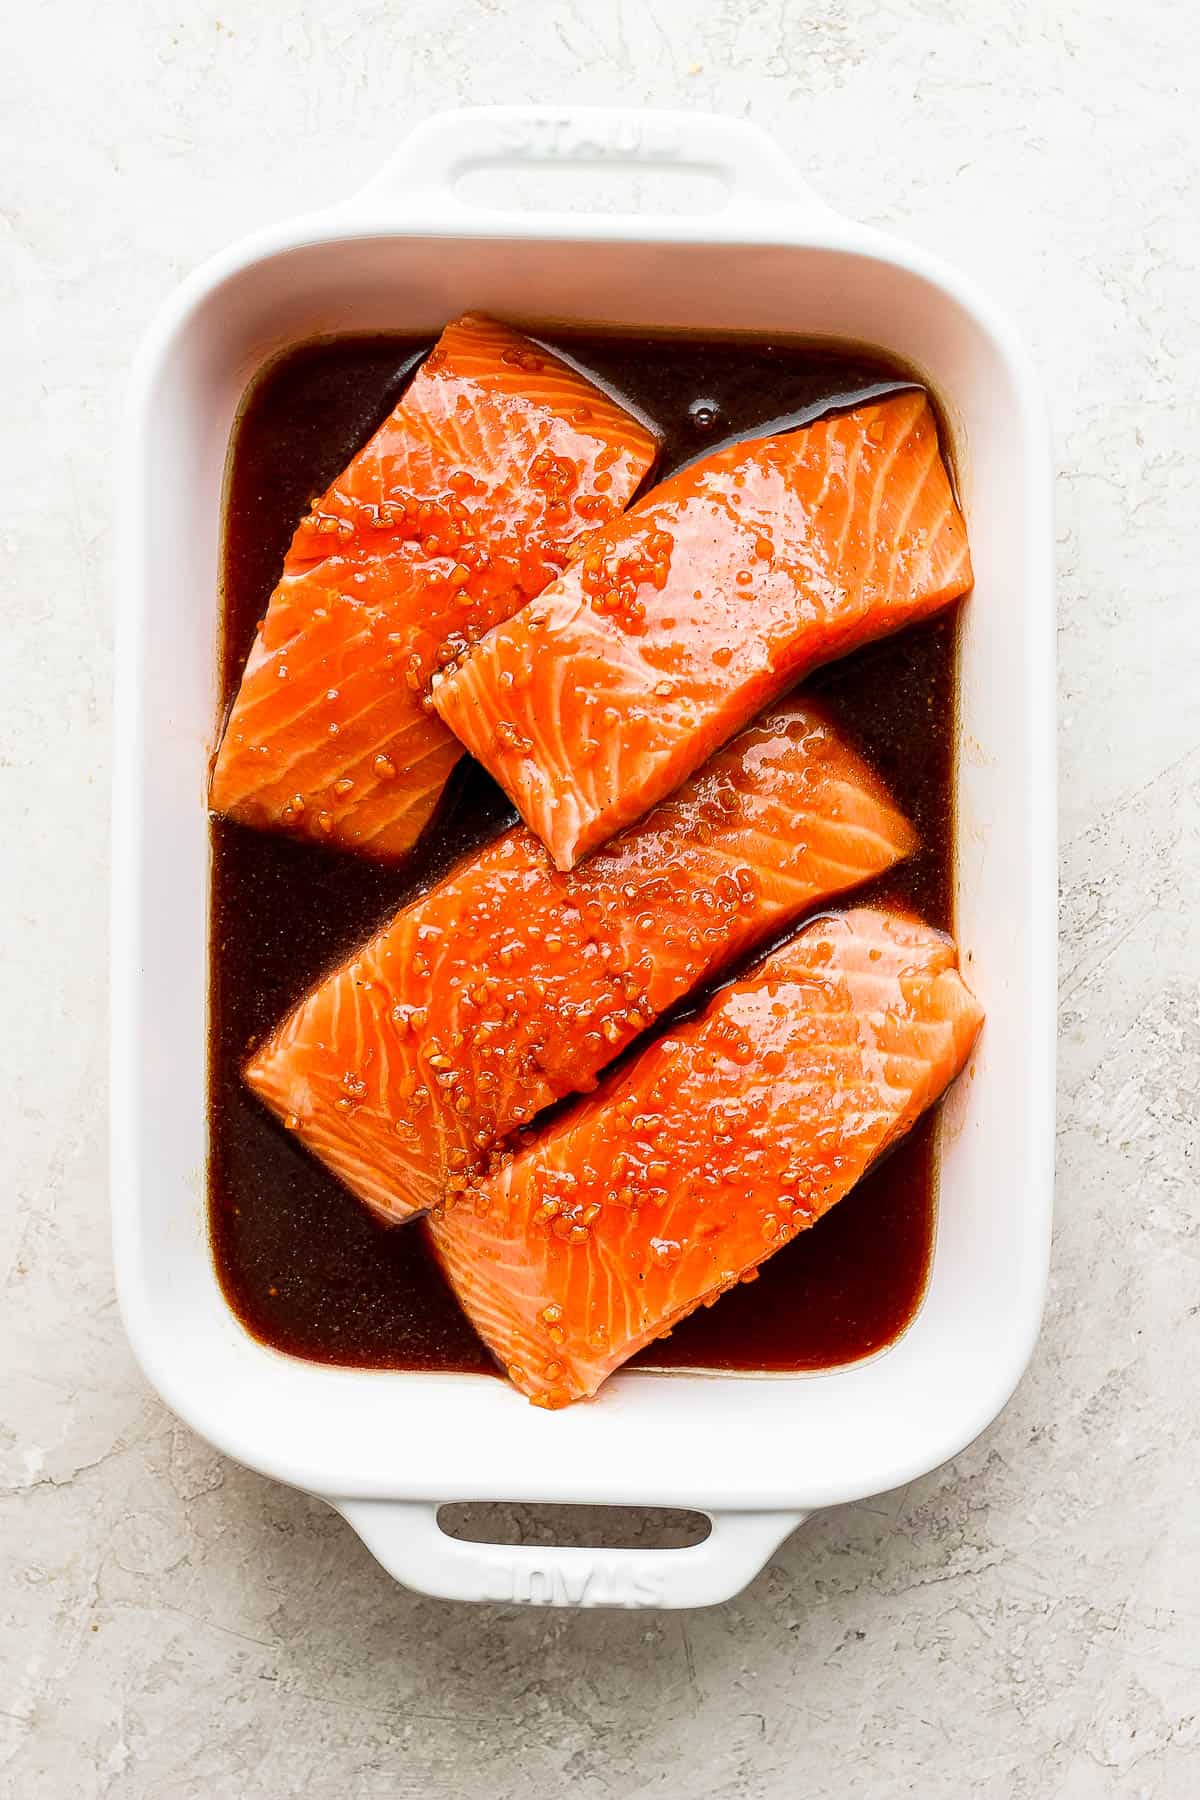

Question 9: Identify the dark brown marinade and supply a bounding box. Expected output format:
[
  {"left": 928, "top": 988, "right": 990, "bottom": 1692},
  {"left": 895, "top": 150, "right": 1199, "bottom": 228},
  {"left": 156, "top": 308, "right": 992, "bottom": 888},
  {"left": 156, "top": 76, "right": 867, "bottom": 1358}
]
[{"left": 209, "top": 328, "right": 957, "bottom": 1375}]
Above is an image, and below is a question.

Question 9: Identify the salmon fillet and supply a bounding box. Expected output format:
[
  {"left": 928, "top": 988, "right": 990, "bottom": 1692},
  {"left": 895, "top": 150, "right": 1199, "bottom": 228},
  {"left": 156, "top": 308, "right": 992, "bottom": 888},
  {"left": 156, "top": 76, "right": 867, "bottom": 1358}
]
[
  {"left": 431, "top": 391, "right": 971, "bottom": 869},
  {"left": 244, "top": 703, "right": 916, "bottom": 1224},
  {"left": 428, "top": 907, "right": 983, "bottom": 1407},
  {"left": 210, "top": 314, "right": 658, "bottom": 858}
]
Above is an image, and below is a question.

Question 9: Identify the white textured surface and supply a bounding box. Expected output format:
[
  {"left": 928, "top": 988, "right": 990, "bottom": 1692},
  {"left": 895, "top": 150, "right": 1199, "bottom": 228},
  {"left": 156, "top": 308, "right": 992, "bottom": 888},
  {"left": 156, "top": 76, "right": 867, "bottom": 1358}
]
[{"left": 1, "top": 2, "right": 1195, "bottom": 1795}]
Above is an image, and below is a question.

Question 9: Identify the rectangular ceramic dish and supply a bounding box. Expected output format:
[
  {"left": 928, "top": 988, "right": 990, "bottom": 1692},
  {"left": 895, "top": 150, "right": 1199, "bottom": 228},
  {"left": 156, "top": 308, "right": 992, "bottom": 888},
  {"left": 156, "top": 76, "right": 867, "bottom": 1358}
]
[{"left": 112, "top": 106, "right": 1055, "bottom": 1609}]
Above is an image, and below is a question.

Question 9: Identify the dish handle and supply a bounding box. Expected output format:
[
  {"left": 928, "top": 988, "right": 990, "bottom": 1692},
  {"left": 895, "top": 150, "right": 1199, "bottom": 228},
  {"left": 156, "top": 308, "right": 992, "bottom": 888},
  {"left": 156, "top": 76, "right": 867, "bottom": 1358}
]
[
  {"left": 344, "top": 105, "right": 836, "bottom": 231},
  {"left": 332, "top": 1498, "right": 806, "bottom": 1610}
]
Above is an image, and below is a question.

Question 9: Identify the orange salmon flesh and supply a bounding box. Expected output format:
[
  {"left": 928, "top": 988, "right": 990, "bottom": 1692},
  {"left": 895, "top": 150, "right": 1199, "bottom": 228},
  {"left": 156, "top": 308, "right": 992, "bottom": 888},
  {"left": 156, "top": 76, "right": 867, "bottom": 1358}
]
[
  {"left": 427, "top": 907, "right": 984, "bottom": 1407},
  {"left": 244, "top": 703, "right": 917, "bottom": 1224},
  {"left": 431, "top": 391, "right": 971, "bottom": 869},
  {"left": 210, "top": 314, "right": 658, "bottom": 858}
]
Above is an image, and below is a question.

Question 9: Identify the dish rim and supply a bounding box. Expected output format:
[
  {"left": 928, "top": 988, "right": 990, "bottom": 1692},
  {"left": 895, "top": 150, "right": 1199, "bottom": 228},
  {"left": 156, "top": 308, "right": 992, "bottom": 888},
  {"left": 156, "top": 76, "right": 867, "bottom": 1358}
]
[{"left": 111, "top": 106, "right": 1056, "bottom": 1607}]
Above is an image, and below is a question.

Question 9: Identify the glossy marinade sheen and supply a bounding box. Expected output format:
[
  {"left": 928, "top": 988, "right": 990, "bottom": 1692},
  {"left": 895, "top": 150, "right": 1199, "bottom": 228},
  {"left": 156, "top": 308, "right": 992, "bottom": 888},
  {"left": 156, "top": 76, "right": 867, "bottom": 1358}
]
[
  {"left": 209, "top": 315, "right": 658, "bottom": 859},
  {"left": 428, "top": 908, "right": 984, "bottom": 1408},
  {"left": 209, "top": 329, "right": 960, "bottom": 1374},
  {"left": 242, "top": 697, "right": 917, "bottom": 1225},
  {"left": 430, "top": 388, "right": 970, "bottom": 869}
]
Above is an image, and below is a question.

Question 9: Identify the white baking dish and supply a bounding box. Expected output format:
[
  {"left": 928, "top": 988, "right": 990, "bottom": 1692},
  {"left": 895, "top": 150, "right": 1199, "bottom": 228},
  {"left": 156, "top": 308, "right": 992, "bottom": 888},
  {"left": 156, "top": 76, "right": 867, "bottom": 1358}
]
[{"left": 112, "top": 107, "right": 1055, "bottom": 1609}]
